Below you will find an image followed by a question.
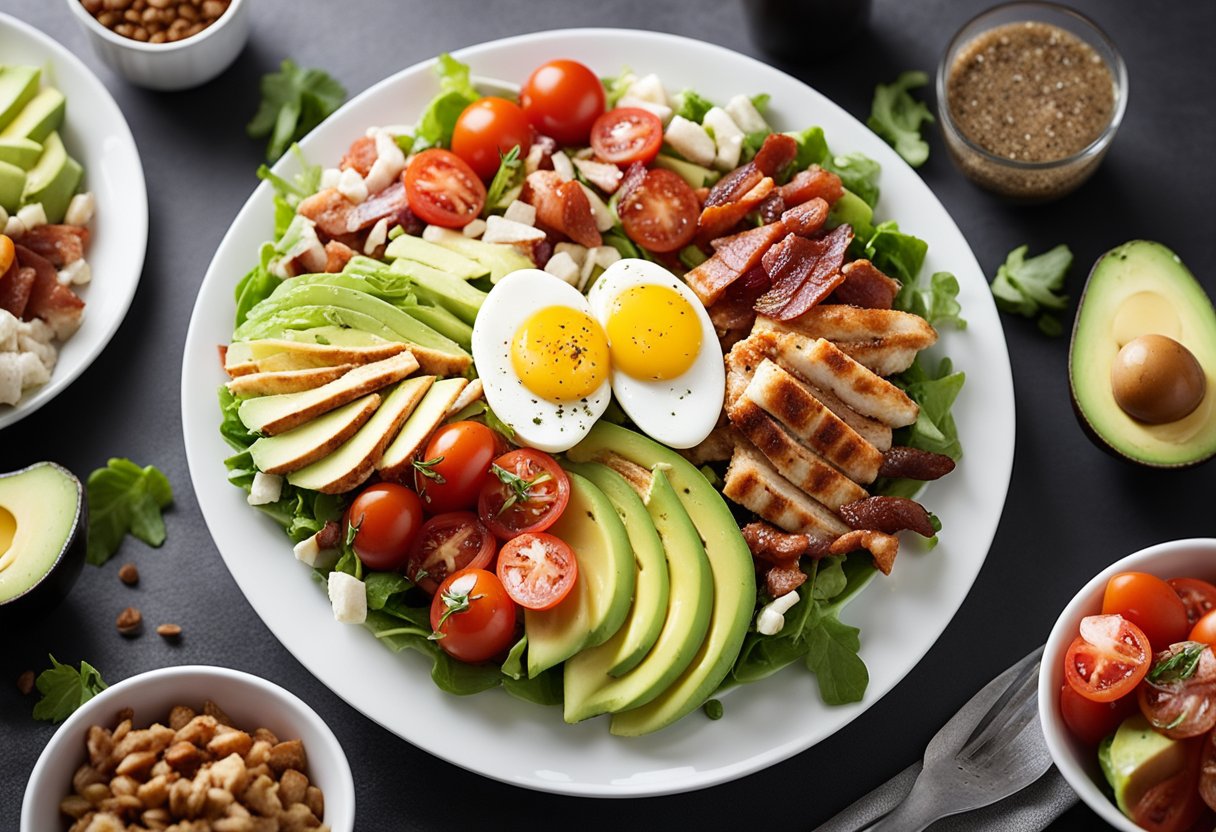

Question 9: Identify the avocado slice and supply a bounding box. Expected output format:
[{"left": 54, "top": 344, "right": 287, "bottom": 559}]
[
  {"left": 385, "top": 258, "right": 487, "bottom": 325},
  {"left": 563, "top": 460, "right": 671, "bottom": 677},
  {"left": 0, "top": 67, "right": 40, "bottom": 134},
  {"left": 250, "top": 393, "right": 382, "bottom": 475},
  {"left": 1070, "top": 240, "right": 1216, "bottom": 467},
  {"left": 525, "top": 471, "right": 635, "bottom": 678},
  {"left": 0, "top": 159, "right": 24, "bottom": 213},
  {"left": 0, "top": 137, "right": 42, "bottom": 170},
  {"left": 1, "top": 87, "right": 65, "bottom": 143},
  {"left": 654, "top": 153, "right": 721, "bottom": 188},
  {"left": 385, "top": 233, "right": 490, "bottom": 281},
  {"left": 562, "top": 465, "right": 710, "bottom": 724},
  {"left": 567, "top": 422, "right": 756, "bottom": 736},
  {"left": 0, "top": 462, "right": 86, "bottom": 621},
  {"left": 21, "top": 132, "right": 82, "bottom": 224},
  {"left": 422, "top": 227, "right": 534, "bottom": 283},
  {"left": 1099, "top": 715, "right": 1192, "bottom": 818}
]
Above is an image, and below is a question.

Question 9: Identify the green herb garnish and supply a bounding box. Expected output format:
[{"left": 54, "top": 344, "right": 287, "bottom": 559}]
[
  {"left": 484, "top": 145, "right": 522, "bottom": 214},
  {"left": 1148, "top": 642, "right": 1208, "bottom": 685},
  {"left": 412, "top": 456, "right": 447, "bottom": 485},
  {"left": 32, "top": 656, "right": 107, "bottom": 724},
  {"left": 247, "top": 60, "right": 346, "bottom": 162},
  {"left": 868, "top": 71, "right": 934, "bottom": 168},
  {"left": 86, "top": 459, "right": 173, "bottom": 566},
  {"left": 490, "top": 463, "right": 553, "bottom": 516}
]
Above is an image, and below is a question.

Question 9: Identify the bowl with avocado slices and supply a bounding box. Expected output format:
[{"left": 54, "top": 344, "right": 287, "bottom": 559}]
[
  {"left": 1040, "top": 538, "right": 1216, "bottom": 832},
  {"left": 0, "top": 461, "right": 86, "bottom": 622}
]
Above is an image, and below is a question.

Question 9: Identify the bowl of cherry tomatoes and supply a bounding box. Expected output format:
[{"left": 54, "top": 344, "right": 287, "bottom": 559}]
[{"left": 1040, "top": 538, "right": 1216, "bottom": 832}]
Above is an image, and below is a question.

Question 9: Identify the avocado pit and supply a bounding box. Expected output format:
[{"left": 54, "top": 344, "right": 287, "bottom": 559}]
[{"left": 1111, "top": 334, "right": 1206, "bottom": 424}]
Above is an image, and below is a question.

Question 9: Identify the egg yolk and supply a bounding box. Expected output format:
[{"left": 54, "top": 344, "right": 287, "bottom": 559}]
[
  {"left": 511, "top": 306, "right": 609, "bottom": 403},
  {"left": 605, "top": 284, "right": 702, "bottom": 381}
]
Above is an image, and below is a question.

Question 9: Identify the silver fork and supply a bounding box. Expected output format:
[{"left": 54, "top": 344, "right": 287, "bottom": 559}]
[{"left": 865, "top": 645, "right": 1052, "bottom": 832}]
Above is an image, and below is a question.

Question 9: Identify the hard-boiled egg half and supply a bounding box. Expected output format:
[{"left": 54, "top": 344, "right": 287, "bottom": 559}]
[
  {"left": 472, "top": 269, "right": 612, "bottom": 453},
  {"left": 588, "top": 259, "right": 724, "bottom": 448}
]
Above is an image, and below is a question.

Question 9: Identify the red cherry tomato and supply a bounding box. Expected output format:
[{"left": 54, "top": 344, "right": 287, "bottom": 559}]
[
  {"left": 451, "top": 97, "right": 533, "bottom": 181},
  {"left": 590, "top": 107, "right": 663, "bottom": 165},
  {"left": 477, "top": 449, "right": 571, "bottom": 539},
  {"left": 346, "top": 483, "right": 424, "bottom": 571},
  {"left": 1138, "top": 642, "right": 1216, "bottom": 739},
  {"left": 415, "top": 421, "right": 505, "bottom": 514},
  {"left": 520, "top": 59, "right": 605, "bottom": 145},
  {"left": 1192, "top": 610, "right": 1216, "bottom": 645},
  {"left": 1064, "top": 614, "right": 1152, "bottom": 703},
  {"left": 1103, "top": 571, "right": 1190, "bottom": 651},
  {"left": 496, "top": 532, "right": 578, "bottom": 611},
  {"left": 429, "top": 568, "right": 517, "bottom": 663},
  {"left": 1059, "top": 683, "right": 1138, "bottom": 746},
  {"left": 617, "top": 168, "right": 699, "bottom": 253},
  {"left": 1170, "top": 577, "right": 1216, "bottom": 628},
  {"left": 1132, "top": 735, "right": 1206, "bottom": 832},
  {"left": 405, "top": 512, "right": 497, "bottom": 594},
  {"left": 403, "top": 149, "right": 486, "bottom": 228}
]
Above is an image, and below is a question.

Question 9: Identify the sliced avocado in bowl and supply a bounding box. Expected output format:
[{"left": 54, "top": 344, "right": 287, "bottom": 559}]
[
  {"left": 0, "top": 462, "right": 86, "bottom": 622},
  {"left": 1099, "top": 714, "right": 1193, "bottom": 819},
  {"left": 1070, "top": 240, "right": 1216, "bottom": 468},
  {"left": 0, "top": 136, "right": 43, "bottom": 170}
]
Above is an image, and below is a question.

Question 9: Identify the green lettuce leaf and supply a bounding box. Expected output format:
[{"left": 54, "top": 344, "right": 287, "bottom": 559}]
[
  {"left": 865, "top": 220, "right": 928, "bottom": 284},
  {"left": 787, "top": 126, "right": 828, "bottom": 171},
  {"left": 867, "top": 70, "right": 934, "bottom": 168},
  {"left": 32, "top": 656, "right": 107, "bottom": 723},
  {"left": 247, "top": 60, "right": 346, "bottom": 162},
  {"left": 673, "top": 89, "right": 715, "bottom": 123},
  {"left": 415, "top": 53, "right": 479, "bottom": 149},
  {"left": 364, "top": 608, "right": 504, "bottom": 695},
  {"left": 86, "top": 459, "right": 173, "bottom": 566},
  {"left": 822, "top": 151, "right": 881, "bottom": 208},
  {"left": 601, "top": 68, "right": 634, "bottom": 108},
  {"left": 897, "top": 270, "right": 966, "bottom": 330},
  {"left": 990, "top": 244, "right": 1072, "bottom": 335}
]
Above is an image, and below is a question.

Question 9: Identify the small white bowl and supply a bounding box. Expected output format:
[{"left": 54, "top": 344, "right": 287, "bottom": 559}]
[
  {"left": 63, "top": 0, "right": 250, "bottom": 90},
  {"left": 1039, "top": 537, "right": 1216, "bottom": 832},
  {"left": 21, "top": 665, "right": 355, "bottom": 831}
]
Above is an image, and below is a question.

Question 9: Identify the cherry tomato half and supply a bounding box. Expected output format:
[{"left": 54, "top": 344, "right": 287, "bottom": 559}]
[
  {"left": 1059, "top": 683, "right": 1139, "bottom": 746},
  {"left": 1192, "top": 610, "right": 1216, "bottom": 645},
  {"left": 429, "top": 568, "right": 517, "bottom": 663},
  {"left": 1170, "top": 578, "right": 1216, "bottom": 628},
  {"left": 1064, "top": 613, "right": 1152, "bottom": 703},
  {"left": 1132, "top": 735, "right": 1206, "bottom": 832},
  {"left": 452, "top": 97, "right": 533, "bottom": 181},
  {"left": 346, "top": 483, "right": 424, "bottom": 571},
  {"left": 590, "top": 107, "right": 663, "bottom": 166},
  {"left": 520, "top": 59, "right": 605, "bottom": 145},
  {"left": 477, "top": 449, "right": 571, "bottom": 539},
  {"left": 403, "top": 149, "right": 486, "bottom": 228},
  {"left": 617, "top": 168, "right": 699, "bottom": 253},
  {"left": 405, "top": 512, "right": 497, "bottom": 594},
  {"left": 497, "top": 532, "right": 578, "bottom": 611},
  {"left": 1103, "top": 572, "right": 1190, "bottom": 651},
  {"left": 415, "top": 421, "right": 505, "bottom": 514},
  {"left": 1138, "top": 642, "right": 1216, "bottom": 739}
]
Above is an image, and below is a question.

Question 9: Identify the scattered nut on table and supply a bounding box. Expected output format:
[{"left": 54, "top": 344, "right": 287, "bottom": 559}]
[
  {"left": 79, "top": 0, "right": 233, "bottom": 44},
  {"left": 116, "top": 607, "right": 143, "bottom": 637},
  {"left": 156, "top": 623, "right": 183, "bottom": 641},
  {"left": 17, "top": 670, "right": 34, "bottom": 695},
  {"left": 118, "top": 563, "right": 140, "bottom": 586},
  {"left": 61, "top": 700, "right": 330, "bottom": 831}
]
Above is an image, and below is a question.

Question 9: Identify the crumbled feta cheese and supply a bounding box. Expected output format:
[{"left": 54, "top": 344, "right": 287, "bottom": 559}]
[
  {"left": 64, "top": 192, "right": 95, "bottom": 227},
  {"left": 625, "top": 73, "right": 670, "bottom": 106},
  {"left": 573, "top": 158, "right": 624, "bottom": 193},
  {"left": 16, "top": 203, "right": 46, "bottom": 230},
  {"left": 17, "top": 331, "right": 56, "bottom": 371},
  {"left": 0, "top": 310, "right": 17, "bottom": 352},
  {"left": 327, "top": 571, "right": 367, "bottom": 624},
  {"left": 16, "top": 351, "right": 48, "bottom": 387},
  {"left": 337, "top": 167, "right": 368, "bottom": 203},
  {"left": 617, "top": 96, "right": 673, "bottom": 126},
  {"left": 363, "top": 129, "right": 407, "bottom": 194},
  {"left": 58, "top": 259, "right": 91, "bottom": 287},
  {"left": 461, "top": 217, "right": 487, "bottom": 238},
  {"left": 421, "top": 225, "right": 446, "bottom": 243},
  {"left": 503, "top": 200, "right": 537, "bottom": 226},
  {"left": 578, "top": 184, "right": 614, "bottom": 232},
  {"left": 482, "top": 215, "right": 546, "bottom": 244},
  {"left": 756, "top": 590, "right": 801, "bottom": 636},
  {"left": 363, "top": 217, "right": 389, "bottom": 254},
  {"left": 551, "top": 150, "right": 575, "bottom": 182},
  {"left": 664, "top": 116, "right": 716, "bottom": 167},
  {"left": 0, "top": 354, "right": 21, "bottom": 405},
  {"left": 595, "top": 246, "right": 622, "bottom": 269},
  {"left": 554, "top": 242, "right": 588, "bottom": 268},
  {"left": 247, "top": 471, "right": 284, "bottom": 506},
  {"left": 726, "top": 94, "right": 768, "bottom": 134},
  {"left": 578, "top": 247, "right": 600, "bottom": 291},
  {"left": 320, "top": 167, "right": 342, "bottom": 190},
  {"left": 524, "top": 142, "right": 549, "bottom": 175},
  {"left": 294, "top": 533, "right": 339, "bottom": 569},
  {"left": 3, "top": 216, "right": 25, "bottom": 238},
  {"left": 703, "top": 107, "right": 745, "bottom": 170},
  {"left": 379, "top": 124, "right": 414, "bottom": 137},
  {"left": 544, "top": 251, "right": 581, "bottom": 285}
]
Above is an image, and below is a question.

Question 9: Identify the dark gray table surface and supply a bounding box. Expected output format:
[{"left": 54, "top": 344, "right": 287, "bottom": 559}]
[{"left": 3, "top": 1, "right": 1214, "bottom": 829}]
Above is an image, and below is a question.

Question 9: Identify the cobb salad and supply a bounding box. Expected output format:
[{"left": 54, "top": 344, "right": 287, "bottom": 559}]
[{"left": 216, "top": 53, "right": 966, "bottom": 735}]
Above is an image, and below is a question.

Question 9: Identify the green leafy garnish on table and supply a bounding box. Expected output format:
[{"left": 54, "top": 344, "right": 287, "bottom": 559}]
[
  {"left": 32, "top": 656, "right": 107, "bottom": 723},
  {"left": 86, "top": 459, "right": 173, "bottom": 566},
  {"left": 990, "top": 244, "right": 1072, "bottom": 335},
  {"left": 868, "top": 71, "right": 934, "bottom": 168},
  {"left": 247, "top": 59, "right": 347, "bottom": 162}
]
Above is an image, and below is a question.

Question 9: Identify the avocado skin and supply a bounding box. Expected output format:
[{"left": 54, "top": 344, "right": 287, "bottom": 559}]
[
  {"left": 0, "top": 462, "right": 86, "bottom": 624},
  {"left": 1069, "top": 240, "right": 1216, "bottom": 469}
]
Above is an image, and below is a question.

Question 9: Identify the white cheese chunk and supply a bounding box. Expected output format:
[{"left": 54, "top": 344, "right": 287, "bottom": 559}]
[
  {"left": 664, "top": 116, "right": 716, "bottom": 167},
  {"left": 327, "top": 571, "right": 367, "bottom": 624},
  {"left": 617, "top": 96, "right": 674, "bottom": 126},
  {"left": 703, "top": 106, "right": 745, "bottom": 171},
  {"left": 578, "top": 183, "right": 615, "bottom": 232},
  {"left": 726, "top": 94, "right": 768, "bottom": 134},
  {"left": 524, "top": 141, "right": 549, "bottom": 175},
  {"left": 461, "top": 217, "right": 487, "bottom": 238},
  {"left": 363, "top": 130, "right": 407, "bottom": 195},
  {"left": 551, "top": 150, "right": 575, "bottom": 182},
  {"left": 0, "top": 354, "right": 22, "bottom": 405},
  {"left": 246, "top": 471, "right": 283, "bottom": 506},
  {"left": 3, "top": 216, "right": 25, "bottom": 238},
  {"left": 58, "top": 259, "right": 91, "bottom": 287},
  {"left": 64, "top": 192, "right": 95, "bottom": 227},
  {"left": 294, "top": 533, "right": 339, "bottom": 569},
  {"left": 544, "top": 251, "right": 580, "bottom": 285},
  {"left": 16, "top": 203, "right": 46, "bottom": 230},
  {"left": 553, "top": 242, "right": 588, "bottom": 268},
  {"left": 503, "top": 199, "right": 537, "bottom": 226},
  {"left": 337, "top": 167, "right": 368, "bottom": 204},
  {"left": 482, "top": 215, "right": 546, "bottom": 244},
  {"left": 756, "top": 590, "right": 801, "bottom": 636},
  {"left": 625, "top": 73, "right": 670, "bottom": 106},
  {"left": 320, "top": 168, "right": 342, "bottom": 190},
  {"left": 363, "top": 218, "right": 389, "bottom": 255},
  {"left": 16, "top": 351, "right": 48, "bottom": 388},
  {"left": 0, "top": 310, "right": 17, "bottom": 352},
  {"left": 595, "top": 246, "right": 622, "bottom": 269}
]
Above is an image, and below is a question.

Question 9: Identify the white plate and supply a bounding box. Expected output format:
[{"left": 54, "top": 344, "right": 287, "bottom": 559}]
[
  {"left": 0, "top": 14, "right": 147, "bottom": 430},
  {"left": 182, "top": 29, "right": 1015, "bottom": 797}
]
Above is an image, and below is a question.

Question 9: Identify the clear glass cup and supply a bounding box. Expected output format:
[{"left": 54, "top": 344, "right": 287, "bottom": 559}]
[{"left": 936, "top": 2, "right": 1128, "bottom": 203}]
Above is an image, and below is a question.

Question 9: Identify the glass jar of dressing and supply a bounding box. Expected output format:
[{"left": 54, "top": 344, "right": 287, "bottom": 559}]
[{"left": 936, "top": 2, "right": 1127, "bottom": 202}]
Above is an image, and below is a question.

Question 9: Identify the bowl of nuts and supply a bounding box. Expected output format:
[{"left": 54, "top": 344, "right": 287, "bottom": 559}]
[
  {"left": 64, "top": 0, "right": 250, "bottom": 90},
  {"left": 21, "top": 665, "right": 355, "bottom": 831}
]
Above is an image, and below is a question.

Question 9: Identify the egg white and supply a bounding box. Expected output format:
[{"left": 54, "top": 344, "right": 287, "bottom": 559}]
[
  {"left": 471, "top": 269, "right": 611, "bottom": 453},
  {"left": 587, "top": 259, "right": 725, "bottom": 449}
]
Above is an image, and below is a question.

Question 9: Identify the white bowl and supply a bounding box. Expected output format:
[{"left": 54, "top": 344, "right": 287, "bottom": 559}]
[
  {"left": 63, "top": 0, "right": 250, "bottom": 90},
  {"left": 21, "top": 665, "right": 355, "bottom": 831},
  {"left": 1039, "top": 537, "right": 1216, "bottom": 831}
]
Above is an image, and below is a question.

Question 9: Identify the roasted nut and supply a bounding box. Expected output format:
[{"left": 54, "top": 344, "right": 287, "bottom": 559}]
[
  {"left": 87, "top": 726, "right": 115, "bottom": 772},
  {"left": 279, "top": 801, "right": 323, "bottom": 831},
  {"left": 80, "top": 782, "right": 111, "bottom": 805},
  {"left": 116, "top": 606, "right": 143, "bottom": 636},
  {"left": 164, "top": 740, "right": 205, "bottom": 775},
  {"left": 241, "top": 774, "right": 282, "bottom": 817},
  {"left": 16, "top": 669, "right": 34, "bottom": 695},
  {"left": 109, "top": 774, "right": 139, "bottom": 797},
  {"left": 266, "top": 740, "right": 306, "bottom": 775},
  {"left": 150, "top": 759, "right": 173, "bottom": 778},
  {"left": 245, "top": 740, "right": 271, "bottom": 767},
  {"left": 252, "top": 728, "right": 279, "bottom": 747},
  {"left": 156, "top": 623, "right": 183, "bottom": 641},
  {"left": 112, "top": 718, "right": 132, "bottom": 745},
  {"left": 175, "top": 714, "right": 219, "bottom": 747},
  {"left": 210, "top": 753, "right": 248, "bottom": 794},
  {"left": 141, "top": 807, "right": 171, "bottom": 830},
  {"left": 118, "top": 563, "right": 139, "bottom": 585},
  {"left": 115, "top": 749, "right": 159, "bottom": 778},
  {"left": 98, "top": 793, "right": 142, "bottom": 816},
  {"left": 203, "top": 699, "right": 232, "bottom": 726},
  {"left": 205, "top": 786, "right": 235, "bottom": 818},
  {"left": 73, "top": 763, "right": 106, "bottom": 794},
  {"left": 115, "top": 707, "right": 135, "bottom": 724},
  {"left": 60, "top": 794, "right": 93, "bottom": 819},
  {"left": 114, "top": 724, "right": 175, "bottom": 760},
  {"left": 208, "top": 729, "right": 252, "bottom": 759},
  {"left": 137, "top": 774, "right": 171, "bottom": 809},
  {"left": 168, "top": 705, "right": 196, "bottom": 731},
  {"left": 278, "top": 768, "right": 308, "bottom": 807},
  {"left": 303, "top": 785, "right": 324, "bottom": 820}
]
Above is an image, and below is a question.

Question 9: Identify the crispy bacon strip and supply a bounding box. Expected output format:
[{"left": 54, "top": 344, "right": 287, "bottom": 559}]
[
  {"left": 340, "top": 135, "right": 377, "bottom": 176},
  {"left": 766, "top": 564, "right": 808, "bottom": 598},
  {"left": 0, "top": 263, "right": 36, "bottom": 319},
  {"left": 754, "top": 225, "right": 851, "bottom": 319},
  {"left": 617, "top": 161, "right": 647, "bottom": 204},
  {"left": 879, "top": 446, "right": 957, "bottom": 481},
  {"left": 16, "top": 244, "right": 84, "bottom": 338},
  {"left": 523, "top": 170, "right": 602, "bottom": 247},
  {"left": 758, "top": 192, "right": 785, "bottom": 225},
  {"left": 780, "top": 165, "right": 844, "bottom": 206},
  {"left": 324, "top": 240, "right": 356, "bottom": 273},
  {"left": 298, "top": 188, "right": 353, "bottom": 238},
  {"left": 752, "top": 133, "right": 799, "bottom": 178},
  {"left": 15, "top": 225, "right": 88, "bottom": 267},
  {"left": 686, "top": 222, "right": 786, "bottom": 307},
  {"left": 705, "top": 162, "right": 762, "bottom": 209},
  {"left": 829, "top": 529, "right": 900, "bottom": 575},
  {"left": 696, "top": 176, "right": 775, "bottom": 244},
  {"left": 780, "top": 198, "right": 829, "bottom": 237},
  {"left": 347, "top": 179, "right": 409, "bottom": 234},
  {"left": 839, "top": 496, "right": 936, "bottom": 537},
  {"left": 315, "top": 520, "right": 342, "bottom": 550},
  {"left": 830, "top": 259, "right": 901, "bottom": 309},
  {"left": 742, "top": 521, "right": 831, "bottom": 566}
]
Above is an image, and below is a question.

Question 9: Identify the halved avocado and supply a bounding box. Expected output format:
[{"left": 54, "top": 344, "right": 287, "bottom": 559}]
[
  {"left": 0, "top": 462, "right": 86, "bottom": 622},
  {"left": 1070, "top": 241, "right": 1216, "bottom": 468},
  {"left": 1099, "top": 714, "right": 1191, "bottom": 818}
]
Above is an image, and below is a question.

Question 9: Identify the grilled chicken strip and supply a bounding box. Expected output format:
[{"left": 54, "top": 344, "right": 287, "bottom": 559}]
[
  {"left": 723, "top": 444, "right": 851, "bottom": 538},
  {"left": 755, "top": 306, "right": 937, "bottom": 376}
]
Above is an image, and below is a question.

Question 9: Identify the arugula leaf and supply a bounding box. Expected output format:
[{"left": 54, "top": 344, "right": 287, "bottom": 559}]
[
  {"left": 868, "top": 70, "right": 935, "bottom": 168},
  {"left": 32, "top": 656, "right": 107, "bottom": 723},
  {"left": 233, "top": 244, "right": 281, "bottom": 328},
  {"left": 415, "top": 53, "right": 479, "bottom": 149},
  {"left": 86, "top": 459, "right": 173, "bottom": 566},
  {"left": 365, "top": 608, "right": 504, "bottom": 695},
  {"left": 811, "top": 555, "right": 847, "bottom": 601},
  {"left": 501, "top": 635, "right": 528, "bottom": 680},
  {"left": 1148, "top": 643, "right": 1208, "bottom": 685},
  {"left": 247, "top": 60, "right": 346, "bottom": 162},
  {"left": 601, "top": 68, "right": 635, "bottom": 108},
  {"left": 897, "top": 357, "right": 966, "bottom": 461},
  {"left": 787, "top": 126, "right": 828, "bottom": 171},
  {"left": 365, "top": 571, "right": 413, "bottom": 611},
  {"left": 990, "top": 244, "right": 1072, "bottom": 335},
  {"left": 484, "top": 145, "right": 522, "bottom": 214},
  {"left": 897, "top": 270, "right": 966, "bottom": 330},
  {"left": 822, "top": 151, "right": 881, "bottom": 208},
  {"left": 865, "top": 221, "right": 928, "bottom": 285},
  {"left": 805, "top": 611, "right": 869, "bottom": 705},
  {"left": 674, "top": 89, "right": 715, "bottom": 123},
  {"left": 503, "top": 666, "right": 563, "bottom": 705}
]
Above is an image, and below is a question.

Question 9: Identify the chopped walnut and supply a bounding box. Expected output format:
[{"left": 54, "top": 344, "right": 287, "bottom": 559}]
[
  {"left": 267, "top": 740, "right": 306, "bottom": 776},
  {"left": 169, "top": 705, "right": 196, "bottom": 731},
  {"left": 174, "top": 715, "right": 219, "bottom": 748},
  {"left": 278, "top": 769, "right": 308, "bottom": 807}
]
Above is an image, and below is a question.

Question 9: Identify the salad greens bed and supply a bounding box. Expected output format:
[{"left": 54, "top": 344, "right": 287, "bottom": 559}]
[{"left": 218, "top": 54, "right": 966, "bottom": 711}]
